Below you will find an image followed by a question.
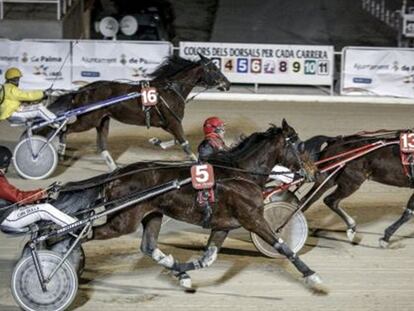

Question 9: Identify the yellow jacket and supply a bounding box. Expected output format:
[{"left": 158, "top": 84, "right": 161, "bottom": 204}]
[{"left": 0, "top": 83, "right": 44, "bottom": 120}]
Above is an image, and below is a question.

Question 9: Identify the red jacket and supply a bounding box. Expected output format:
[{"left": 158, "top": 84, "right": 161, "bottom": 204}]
[{"left": 0, "top": 173, "right": 44, "bottom": 204}]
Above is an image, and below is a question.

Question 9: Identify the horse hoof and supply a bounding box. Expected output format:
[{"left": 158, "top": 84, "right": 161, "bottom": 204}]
[
  {"left": 101, "top": 150, "right": 118, "bottom": 171},
  {"left": 379, "top": 238, "right": 389, "bottom": 248},
  {"left": 346, "top": 228, "right": 356, "bottom": 242},
  {"left": 149, "top": 137, "right": 161, "bottom": 147},
  {"left": 304, "top": 273, "right": 329, "bottom": 294},
  {"left": 178, "top": 274, "right": 194, "bottom": 292}
]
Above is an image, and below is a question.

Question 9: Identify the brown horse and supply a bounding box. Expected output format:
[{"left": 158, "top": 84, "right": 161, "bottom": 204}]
[
  {"left": 44, "top": 54, "right": 230, "bottom": 169},
  {"left": 301, "top": 131, "right": 412, "bottom": 247},
  {"left": 57, "top": 120, "right": 324, "bottom": 292}
]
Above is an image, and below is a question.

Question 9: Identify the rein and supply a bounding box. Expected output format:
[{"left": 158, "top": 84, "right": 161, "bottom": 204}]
[{"left": 61, "top": 160, "right": 296, "bottom": 193}]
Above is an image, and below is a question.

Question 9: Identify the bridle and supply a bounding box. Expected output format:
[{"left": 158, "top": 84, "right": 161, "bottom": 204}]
[
  {"left": 284, "top": 132, "right": 314, "bottom": 181},
  {"left": 164, "top": 59, "right": 227, "bottom": 104}
]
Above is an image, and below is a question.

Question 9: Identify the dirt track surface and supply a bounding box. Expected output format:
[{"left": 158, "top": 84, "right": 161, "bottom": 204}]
[{"left": 1, "top": 100, "right": 414, "bottom": 310}]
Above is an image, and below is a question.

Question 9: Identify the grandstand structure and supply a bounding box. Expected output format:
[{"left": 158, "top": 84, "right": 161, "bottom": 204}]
[{"left": 0, "top": 0, "right": 91, "bottom": 39}]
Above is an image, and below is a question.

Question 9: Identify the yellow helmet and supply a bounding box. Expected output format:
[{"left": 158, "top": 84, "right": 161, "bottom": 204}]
[{"left": 5, "top": 67, "right": 23, "bottom": 80}]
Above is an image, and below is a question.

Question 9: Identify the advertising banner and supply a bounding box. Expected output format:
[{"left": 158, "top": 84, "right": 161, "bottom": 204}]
[
  {"left": 72, "top": 41, "right": 172, "bottom": 87},
  {"left": 0, "top": 40, "right": 71, "bottom": 89},
  {"left": 179, "top": 41, "right": 334, "bottom": 85},
  {"left": 341, "top": 47, "right": 414, "bottom": 98}
]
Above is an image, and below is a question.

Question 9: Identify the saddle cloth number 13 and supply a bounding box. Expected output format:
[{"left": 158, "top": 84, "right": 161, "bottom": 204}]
[
  {"left": 191, "top": 164, "right": 215, "bottom": 189},
  {"left": 400, "top": 133, "right": 414, "bottom": 153}
]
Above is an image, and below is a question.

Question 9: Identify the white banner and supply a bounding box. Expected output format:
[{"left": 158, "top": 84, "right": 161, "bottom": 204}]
[
  {"left": 341, "top": 47, "right": 414, "bottom": 98},
  {"left": 0, "top": 40, "right": 71, "bottom": 89},
  {"left": 179, "top": 41, "right": 334, "bottom": 85},
  {"left": 72, "top": 41, "right": 172, "bottom": 87}
]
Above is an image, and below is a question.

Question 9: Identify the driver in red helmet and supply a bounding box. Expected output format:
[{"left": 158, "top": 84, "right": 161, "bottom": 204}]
[
  {"left": 198, "top": 116, "right": 228, "bottom": 161},
  {"left": 0, "top": 146, "right": 76, "bottom": 230}
]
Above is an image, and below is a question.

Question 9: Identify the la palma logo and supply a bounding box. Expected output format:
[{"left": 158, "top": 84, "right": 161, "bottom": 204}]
[{"left": 33, "top": 64, "right": 48, "bottom": 76}]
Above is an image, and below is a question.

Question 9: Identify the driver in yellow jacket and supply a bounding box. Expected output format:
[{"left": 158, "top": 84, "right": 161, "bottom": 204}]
[{"left": 0, "top": 67, "right": 56, "bottom": 122}]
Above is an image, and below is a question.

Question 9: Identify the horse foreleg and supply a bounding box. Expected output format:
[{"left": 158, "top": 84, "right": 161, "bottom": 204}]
[
  {"left": 165, "top": 123, "right": 197, "bottom": 161},
  {"left": 300, "top": 174, "right": 336, "bottom": 213},
  {"left": 380, "top": 193, "right": 414, "bottom": 248},
  {"left": 169, "top": 230, "right": 229, "bottom": 290},
  {"left": 139, "top": 213, "right": 192, "bottom": 289},
  {"left": 323, "top": 172, "right": 364, "bottom": 242},
  {"left": 96, "top": 116, "right": 117, "bottom": 171},
  {"left": 58, "top": 132, "right": 67, "bottom": 161},
  {"left": 241, "top": 214, "right": 326, "bottom": 293},
  {"left": 172, "top": 229, "right": 228, "bottom": 273}
]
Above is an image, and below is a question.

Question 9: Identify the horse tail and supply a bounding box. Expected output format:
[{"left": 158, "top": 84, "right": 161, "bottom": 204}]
[{"left": 304, "top": 135, "right": 337, "bottom": 161}]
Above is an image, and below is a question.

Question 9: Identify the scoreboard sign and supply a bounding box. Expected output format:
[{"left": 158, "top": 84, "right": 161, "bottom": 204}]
[{"left": 179, "top": 41, "right": 334, "bottom": 86}]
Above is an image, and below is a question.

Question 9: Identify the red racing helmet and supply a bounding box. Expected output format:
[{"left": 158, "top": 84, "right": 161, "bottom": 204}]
[{"left": 203, "top": 116, "right": 225, "bottom": 135}]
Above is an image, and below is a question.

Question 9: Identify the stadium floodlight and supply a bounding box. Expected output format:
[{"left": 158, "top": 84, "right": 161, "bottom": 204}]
[
  {"left": 99, "top": 16, "right": 120, "bottom": 39},
  {"left": 120, "top": 15, "right": 139, "bottom": 36}
]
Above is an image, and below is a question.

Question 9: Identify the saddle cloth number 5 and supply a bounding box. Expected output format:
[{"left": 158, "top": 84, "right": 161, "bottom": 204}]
[
  {"left": 142, "top": 87, "right": 158, "bottom": 107},
  {"left": 400, "top": 133, "right": 414, "bottom": 153},
  {"left": 191, "top": 164, "right": 215, "bottom": 189}
]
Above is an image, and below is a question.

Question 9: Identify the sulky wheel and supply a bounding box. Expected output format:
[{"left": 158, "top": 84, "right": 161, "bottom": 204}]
[
  {"left": 267, "top": 190, "right": 299, "bottom": 204},
  {"left": 50, "top": 238, "right": 86, "bottom": 277},
  {"left": 13, "top": 135, "right": 58, "bottom": 180},
  {"left": 251, "top": 201, "right": 308, "bottom": 258},
  {"left": 11, "top": 250, "right": 78, "bottom": 311},
  {"left": 21, "top": 239, "right": 85, "bottom": 277}
]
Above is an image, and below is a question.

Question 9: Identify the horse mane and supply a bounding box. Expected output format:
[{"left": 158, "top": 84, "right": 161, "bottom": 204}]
[
  {"left": 149, "top": 55, "right": 199, "bottom": 81},
  {"left": 207, "top": 126, "right": 282, "bottom": 167}
]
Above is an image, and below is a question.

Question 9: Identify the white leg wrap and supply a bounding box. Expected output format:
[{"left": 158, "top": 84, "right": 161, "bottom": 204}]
[
  {"left": 196, "top": 246, "right": 218, "bottom": 269},
  {"left": 179, "top": 276, "right": 192, "bottom": 289},
  {"left": 160, "top": 139, "right": 176, "bottom": 149},
  {"left": 101, "top": 150, "right": 117, "bottom": 171},
  {"left": 152, "top": 248, "right": 175, "bottom": 269}
]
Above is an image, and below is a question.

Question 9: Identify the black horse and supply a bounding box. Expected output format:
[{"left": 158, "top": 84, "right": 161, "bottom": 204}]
[
  {"left": 43, "top": 54, "right": 230, "bottom": 169},
  {"left": 56, "top": 120, "right": 325, "bottom": 292},
  {"left": 301, "top": 130, "right": 412, "bottom": 247}
]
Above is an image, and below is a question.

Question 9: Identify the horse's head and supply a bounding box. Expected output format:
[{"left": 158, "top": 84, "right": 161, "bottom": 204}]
[
  {"left": 198, "top": 53, "right": 231, "bottom": 91},
  {"left": 279, "top": 119, "right": 316, "bottom": 180}
]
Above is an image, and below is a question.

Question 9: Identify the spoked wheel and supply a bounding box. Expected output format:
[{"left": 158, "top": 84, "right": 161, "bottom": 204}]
[
  {"left": 22, "top": 239, "right": 86, "bottom": 277},
  {"left": 11, "top": 250, "right": 78, "bottom": 311},
  {"left": 251, "top": 201, "right": 308, "bottom": 258},
  {"left": 13, "top": 135, "right": 58, "bottom": 180},
  {"left": 267, "top": 189, "right": 299, "bottom": 204},
  {"left": 50, "top": 238, "right": 86, "bottom": 277}
]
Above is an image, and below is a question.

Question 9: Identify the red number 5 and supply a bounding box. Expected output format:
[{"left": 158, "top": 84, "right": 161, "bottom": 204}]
[{"left": 191, "top": 164, "right": 215, "bottom": 189}]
